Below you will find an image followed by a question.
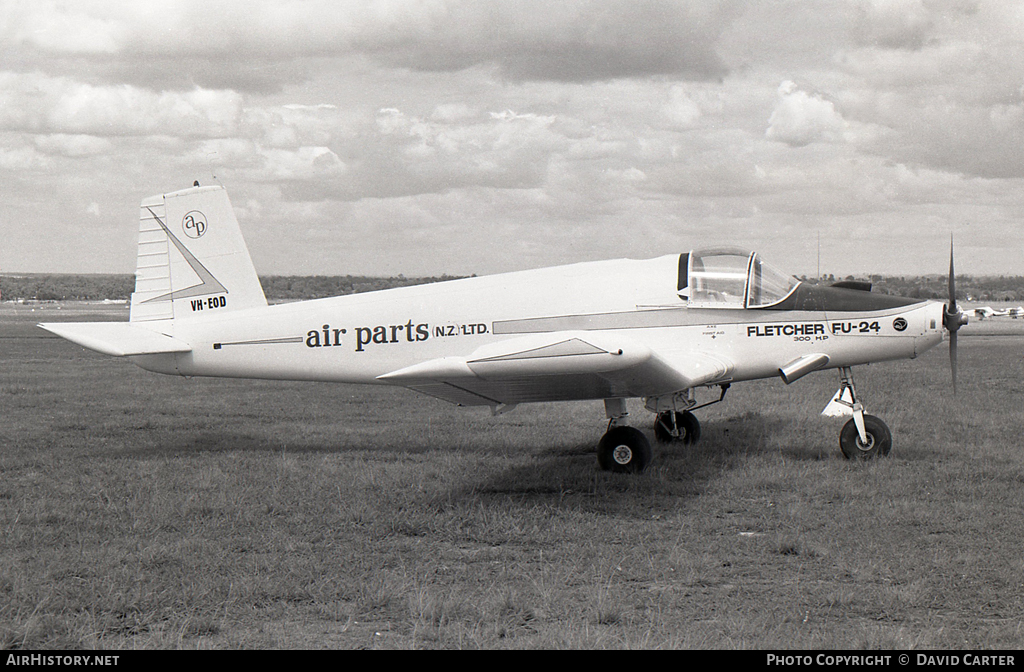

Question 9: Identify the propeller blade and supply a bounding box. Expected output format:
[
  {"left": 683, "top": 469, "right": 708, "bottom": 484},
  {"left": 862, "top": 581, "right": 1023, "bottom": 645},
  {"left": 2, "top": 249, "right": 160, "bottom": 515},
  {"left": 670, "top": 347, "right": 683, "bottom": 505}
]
[
  {"left": 949, "top": 329, "right": 958, "bottom": 395},
  {"left": 943, "top": 235, "right": 966, "bottom": 394},
  {"left": 947, "top": 236, "right": 957, "bottom": 312}
]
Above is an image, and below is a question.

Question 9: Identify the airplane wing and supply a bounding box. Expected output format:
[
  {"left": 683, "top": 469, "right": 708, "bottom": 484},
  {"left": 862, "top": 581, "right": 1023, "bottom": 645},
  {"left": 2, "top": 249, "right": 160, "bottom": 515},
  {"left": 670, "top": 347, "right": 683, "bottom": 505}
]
[
  {"left": 38, "top": 322, "right": 192, "bottom": 357},
  {"left": 377, "top": 331, "right": 732, "bottom": 406}
]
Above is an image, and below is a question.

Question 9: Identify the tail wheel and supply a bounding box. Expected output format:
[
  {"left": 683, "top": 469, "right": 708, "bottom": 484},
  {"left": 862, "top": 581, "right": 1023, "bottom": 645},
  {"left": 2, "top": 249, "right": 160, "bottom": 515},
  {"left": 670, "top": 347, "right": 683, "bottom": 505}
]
[
  {"left": 839, "top": 415, "right": 892, "bottom": 459},
  {"left": 598, "top": 426, "right": 653, "bottom": 473},
  {"left": 654, "top": 411, "right": 701, "bottom": 445}
]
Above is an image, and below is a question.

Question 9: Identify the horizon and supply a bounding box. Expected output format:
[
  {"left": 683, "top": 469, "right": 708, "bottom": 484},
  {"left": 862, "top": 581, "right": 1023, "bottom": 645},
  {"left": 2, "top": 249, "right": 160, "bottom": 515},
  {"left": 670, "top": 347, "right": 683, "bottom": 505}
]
[{"left": 5, "top": 268, "right": 1024, "bottom": 282}]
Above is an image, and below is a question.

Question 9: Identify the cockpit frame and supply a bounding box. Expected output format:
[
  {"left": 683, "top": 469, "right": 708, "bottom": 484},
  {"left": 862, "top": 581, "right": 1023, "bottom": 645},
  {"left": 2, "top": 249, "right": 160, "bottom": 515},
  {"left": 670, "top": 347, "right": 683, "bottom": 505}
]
[{"left": 682, "top": 247, "right": 801, "bottom": 310}]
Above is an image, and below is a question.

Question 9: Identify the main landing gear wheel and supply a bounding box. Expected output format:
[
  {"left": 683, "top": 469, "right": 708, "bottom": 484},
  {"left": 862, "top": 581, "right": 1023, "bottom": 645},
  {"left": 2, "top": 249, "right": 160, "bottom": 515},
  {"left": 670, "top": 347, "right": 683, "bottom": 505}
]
[
  {"left": 597, "top": 426, "right": 653, "bottom": 473},
  {"left": 839, "top": 414, "right": 892, "bottom": 460},
  {"left": 654, "top": 411, "right": 701, "bottom": 445}
]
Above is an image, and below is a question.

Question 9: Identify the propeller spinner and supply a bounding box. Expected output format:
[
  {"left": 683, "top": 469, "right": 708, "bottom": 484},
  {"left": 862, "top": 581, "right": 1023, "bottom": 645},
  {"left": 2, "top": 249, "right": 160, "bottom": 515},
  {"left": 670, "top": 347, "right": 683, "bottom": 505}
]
[{"left": 942, "top": 238, "right": 969, "bottom": 392}]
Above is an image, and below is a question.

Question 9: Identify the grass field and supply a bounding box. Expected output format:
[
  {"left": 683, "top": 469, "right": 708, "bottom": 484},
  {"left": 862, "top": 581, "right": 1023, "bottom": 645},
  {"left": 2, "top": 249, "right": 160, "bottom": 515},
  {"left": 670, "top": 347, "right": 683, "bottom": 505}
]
[{"left": 2, "top": 302, "right": 1024, "bottom": 649}]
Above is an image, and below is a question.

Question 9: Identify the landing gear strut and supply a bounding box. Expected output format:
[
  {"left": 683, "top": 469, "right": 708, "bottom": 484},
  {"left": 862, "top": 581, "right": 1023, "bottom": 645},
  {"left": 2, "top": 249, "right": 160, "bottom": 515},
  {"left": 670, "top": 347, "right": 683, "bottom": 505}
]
[
  {"left": 654, "top": 410, "right": 701, "bottom": 445},
  {"left": 834, "top": 367, "right": 892, "bottom": 459},
  {"left": 648, "top": 384, "right": 728, "bottom": 446},
  {"left": 596, "top": 386, "right": 729, "bottom": 473}
]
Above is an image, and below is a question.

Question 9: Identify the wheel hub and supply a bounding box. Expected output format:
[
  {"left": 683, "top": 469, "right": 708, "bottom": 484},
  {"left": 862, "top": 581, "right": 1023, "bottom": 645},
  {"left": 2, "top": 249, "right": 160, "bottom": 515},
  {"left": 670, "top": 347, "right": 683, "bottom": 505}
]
[
  {"left": 856, "top": 433, "right": 876, "bottom": 451},
  {"left": 612, "top": 444, "right": 633, "bottom": 465}
]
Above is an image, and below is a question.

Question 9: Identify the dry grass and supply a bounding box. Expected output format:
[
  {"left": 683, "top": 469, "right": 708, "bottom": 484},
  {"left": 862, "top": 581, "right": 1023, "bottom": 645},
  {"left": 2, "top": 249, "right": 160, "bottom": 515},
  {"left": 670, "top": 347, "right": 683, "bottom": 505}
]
[{"left": 2, "top": 302, "right": 1024, "bottom": 649}]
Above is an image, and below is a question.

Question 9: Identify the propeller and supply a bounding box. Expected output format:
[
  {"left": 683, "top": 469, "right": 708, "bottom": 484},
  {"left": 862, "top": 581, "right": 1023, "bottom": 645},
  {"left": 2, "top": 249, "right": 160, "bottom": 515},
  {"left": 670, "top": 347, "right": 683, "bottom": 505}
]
[{"left": 942, "top": 236, "right": 969, "bottom": 393}]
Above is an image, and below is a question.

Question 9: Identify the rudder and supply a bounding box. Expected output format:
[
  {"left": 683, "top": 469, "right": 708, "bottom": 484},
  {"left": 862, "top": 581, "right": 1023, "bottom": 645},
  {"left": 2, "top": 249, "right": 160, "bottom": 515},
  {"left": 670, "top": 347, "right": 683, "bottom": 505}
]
[{"left": 130, "top": 185, "right": 266, "bottom": 323}]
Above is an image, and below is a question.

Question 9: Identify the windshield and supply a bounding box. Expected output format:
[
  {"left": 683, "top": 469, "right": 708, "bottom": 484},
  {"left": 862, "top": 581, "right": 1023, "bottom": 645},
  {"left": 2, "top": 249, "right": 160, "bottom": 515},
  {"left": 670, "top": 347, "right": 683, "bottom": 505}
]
[
  {"left": 686, "top": 248, "right": 800, "bottom": 309},
  {"left": 747, "top": 255, "right": 801, "bottom": 307}
]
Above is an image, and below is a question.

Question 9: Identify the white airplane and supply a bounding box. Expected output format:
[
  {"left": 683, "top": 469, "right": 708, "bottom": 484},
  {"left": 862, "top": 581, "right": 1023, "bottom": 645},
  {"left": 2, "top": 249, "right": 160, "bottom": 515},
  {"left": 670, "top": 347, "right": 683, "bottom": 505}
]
[
  {"left": 969, "top": 306, "right": 1009, "bottom": 320},
  {"left": 969, "top": 305, "right": 1024, "bottom": 320},
  {"left": 40, "top": 184, "right": 969, "bottom": 472}
]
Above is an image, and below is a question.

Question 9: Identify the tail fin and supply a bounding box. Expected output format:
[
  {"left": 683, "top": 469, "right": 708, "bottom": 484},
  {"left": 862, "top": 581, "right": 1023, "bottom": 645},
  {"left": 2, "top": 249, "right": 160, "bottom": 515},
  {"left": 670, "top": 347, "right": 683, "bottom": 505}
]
[{"left": 130, "top": 185, "right": 266, "bottom": 323}]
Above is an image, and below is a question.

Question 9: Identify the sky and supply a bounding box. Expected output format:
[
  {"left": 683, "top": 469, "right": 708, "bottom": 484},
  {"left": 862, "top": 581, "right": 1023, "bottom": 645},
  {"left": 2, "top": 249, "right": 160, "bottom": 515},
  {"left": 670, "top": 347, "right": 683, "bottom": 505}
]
[{"left": 2, "top": 0, "right": 1023, "bottom": 279}]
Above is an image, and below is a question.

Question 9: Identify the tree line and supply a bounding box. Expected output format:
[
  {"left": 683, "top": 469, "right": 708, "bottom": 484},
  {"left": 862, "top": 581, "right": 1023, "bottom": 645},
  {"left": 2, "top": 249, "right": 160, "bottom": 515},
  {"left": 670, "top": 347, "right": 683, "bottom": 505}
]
[
  {"left": 5, "top": 272, "right": 1024, "bottom": 302},
  {"left": 0, "top": 273, "right": 470, "bottom": 302}
]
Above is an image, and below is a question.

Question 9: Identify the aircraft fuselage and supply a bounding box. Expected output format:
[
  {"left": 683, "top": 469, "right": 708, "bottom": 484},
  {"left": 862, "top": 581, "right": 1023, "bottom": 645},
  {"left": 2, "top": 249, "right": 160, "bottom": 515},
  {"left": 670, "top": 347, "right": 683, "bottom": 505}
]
[{"left": 132, "top": 254, "right": 945, "bottom": 398}]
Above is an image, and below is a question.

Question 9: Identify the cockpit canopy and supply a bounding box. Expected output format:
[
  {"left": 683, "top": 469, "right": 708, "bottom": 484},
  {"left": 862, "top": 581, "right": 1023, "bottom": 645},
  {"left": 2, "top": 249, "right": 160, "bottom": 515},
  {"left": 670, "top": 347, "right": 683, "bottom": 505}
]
[{"left": 681, "top": 248, "right": 800, "bottom": 309}]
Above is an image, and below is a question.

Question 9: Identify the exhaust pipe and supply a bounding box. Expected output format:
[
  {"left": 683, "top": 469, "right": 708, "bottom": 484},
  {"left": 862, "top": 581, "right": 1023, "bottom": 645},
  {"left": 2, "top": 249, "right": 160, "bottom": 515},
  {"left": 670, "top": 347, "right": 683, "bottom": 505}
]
[{"left": 779, "top": 353, "right": 830, "bottom": 385}]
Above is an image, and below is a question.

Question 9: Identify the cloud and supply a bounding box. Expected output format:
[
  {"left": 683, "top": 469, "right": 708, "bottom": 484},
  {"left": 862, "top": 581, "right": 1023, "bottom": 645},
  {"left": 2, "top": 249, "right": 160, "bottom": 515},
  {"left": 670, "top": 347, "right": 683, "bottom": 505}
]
[
  {"left": 33, "top": 133, "right": 112, "bottom": 157},
  {"left": 660, "top": 86, "right": 703, "bottom": 130},
  {"left": 361, "top": 1, "right": 738, "bottom": 82},
  {"left": 262, "top": 146, "right": 346, "bottom": 181},
  {"left": 7, "top": 2, "right": 124, "bottom": 54},
  {"left": 241, "top": 105, "right": 339, "bottom": 149},
  {"left": 187, "top": 138, "right": 346, "bottom": 183},
  {"left": 4, "top": 0, "right": 1024, "bottom": 278},
  {"left": 835, "top": 28, "right": 1024, "bottom": 178},
  {"left": 880, "top": 100, "right": 1024, "bottom": 179},
  {"left": 2, "top": 1, "right": 739, "bottom": 92},
  {"left": 0, "top": 144, "right": 49, "bottom": 171},
  {"left": 853, "top": 0, "right": 936, "bottom": 50},
  {"left": 278, "top": 105, "right": 567, "bottom": 201},
  {"left": 0, "top": 72, "right": 242, "bottom": 137},
  {"left": 765, "top": 80, "right": 848, "bottom": 147}
]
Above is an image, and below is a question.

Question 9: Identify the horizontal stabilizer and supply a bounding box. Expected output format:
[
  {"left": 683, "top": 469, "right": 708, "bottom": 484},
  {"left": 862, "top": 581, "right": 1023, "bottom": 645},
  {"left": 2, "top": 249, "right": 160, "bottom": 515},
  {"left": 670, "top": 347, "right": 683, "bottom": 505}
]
[{"left": 38, "top": 322, "right": 191, "bottom": 357}]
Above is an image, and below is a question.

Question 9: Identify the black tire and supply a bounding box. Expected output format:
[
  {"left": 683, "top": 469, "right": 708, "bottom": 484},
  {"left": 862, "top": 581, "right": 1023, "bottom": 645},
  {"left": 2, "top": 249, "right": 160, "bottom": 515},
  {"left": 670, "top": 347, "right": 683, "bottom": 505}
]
[
  {"left": 597, "top": 426, "right": 653, "bottom": 473},
  {"left": 839, "top": 415, "right": 892, "bottom": 459},
  {"left": 654, "top": 411, "right": 701, "bottom": 445}
]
